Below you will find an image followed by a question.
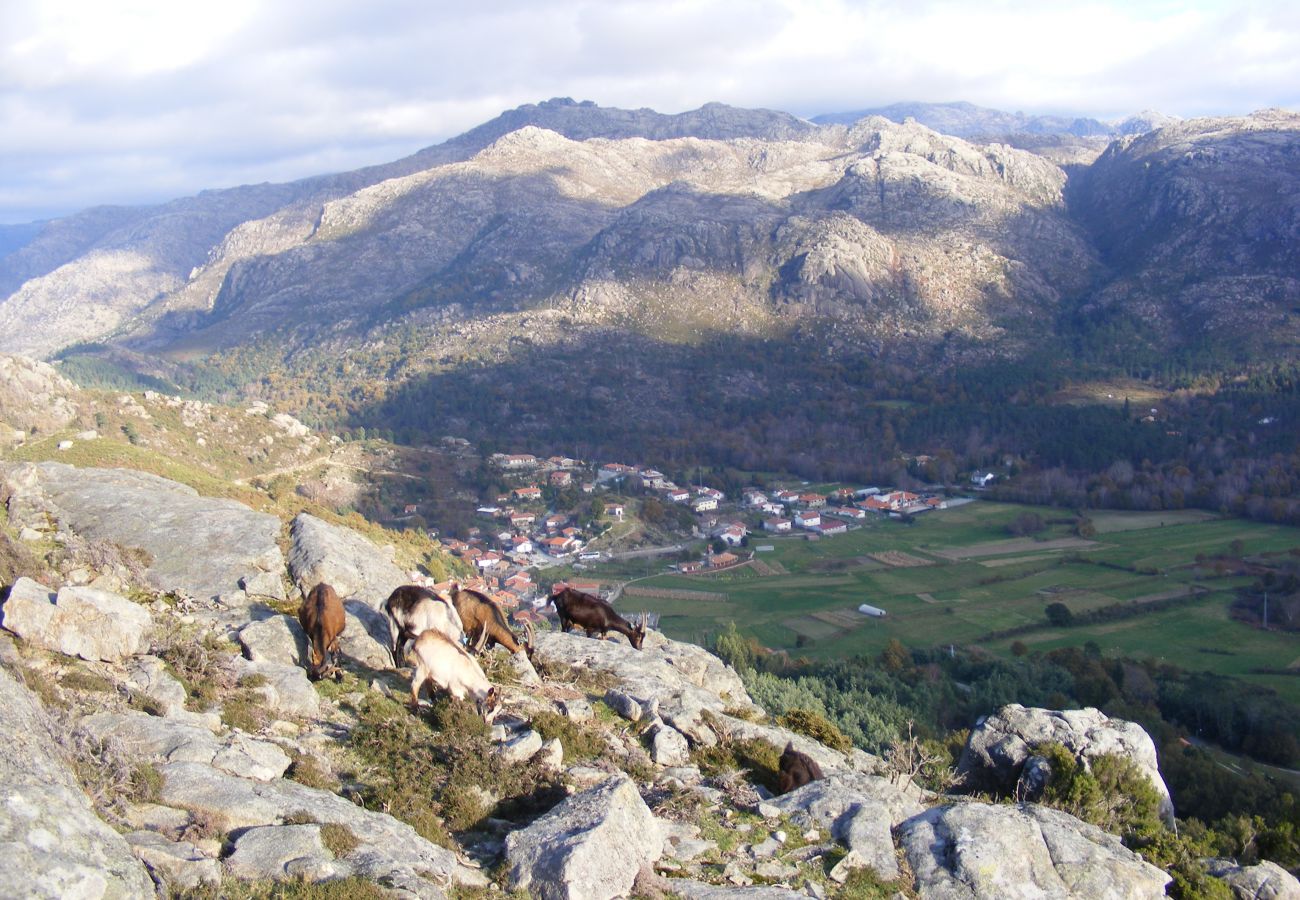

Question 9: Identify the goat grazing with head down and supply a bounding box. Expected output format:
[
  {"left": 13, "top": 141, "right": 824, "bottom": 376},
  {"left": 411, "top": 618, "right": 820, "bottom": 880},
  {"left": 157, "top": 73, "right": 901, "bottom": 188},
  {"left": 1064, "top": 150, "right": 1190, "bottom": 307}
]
[
  {"left": 448, "top": 583, "right": 533, "bottom": 657},
  {"left": 404, "top": 628, "right": 499, "bottom": 721},
  {"left": 299, "top": 582, "right": 346, "bottom": 681},
  {"left": 383, "top": 585, "right": 465, "bottom": 667},
  {"left": 778, "top": 741, "right": 824, "bottom": 794},
  {"left": 549, "top": 587, "right": 647, "bottom": 649}
]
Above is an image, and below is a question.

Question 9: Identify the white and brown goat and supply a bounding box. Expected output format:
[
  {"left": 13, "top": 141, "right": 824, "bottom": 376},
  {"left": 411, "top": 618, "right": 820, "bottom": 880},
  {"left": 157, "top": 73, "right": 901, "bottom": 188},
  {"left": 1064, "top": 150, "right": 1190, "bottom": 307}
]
[
  {"left": 403, "top": 628, "right": 499, "bottom": 721},
  {"left": 383, "top": 585, "right": 465, "bottom": 667}
]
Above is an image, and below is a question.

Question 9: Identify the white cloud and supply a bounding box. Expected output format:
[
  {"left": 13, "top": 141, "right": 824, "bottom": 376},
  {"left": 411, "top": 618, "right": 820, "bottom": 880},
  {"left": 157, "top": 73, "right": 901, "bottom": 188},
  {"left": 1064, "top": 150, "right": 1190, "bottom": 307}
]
[{"left": 1, "top": 0, "right": 1298, "bottom": 223}]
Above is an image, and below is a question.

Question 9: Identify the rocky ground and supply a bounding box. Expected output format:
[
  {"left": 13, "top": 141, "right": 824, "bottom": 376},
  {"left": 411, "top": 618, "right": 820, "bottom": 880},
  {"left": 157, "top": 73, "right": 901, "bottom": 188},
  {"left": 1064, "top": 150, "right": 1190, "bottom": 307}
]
[{"left": 0, "top": 457, "right": 1296, "bottom": 899}]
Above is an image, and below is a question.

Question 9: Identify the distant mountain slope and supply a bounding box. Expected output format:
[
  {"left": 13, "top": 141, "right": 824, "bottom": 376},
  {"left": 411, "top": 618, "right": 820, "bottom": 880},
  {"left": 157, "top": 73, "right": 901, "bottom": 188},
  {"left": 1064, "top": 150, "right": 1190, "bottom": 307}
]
[
  {"left": 812, "top": 100, "right": 1115, "bottom": 138},
  {"left": 1068, "top": 108, "right": 1300, "bottom": 347}
]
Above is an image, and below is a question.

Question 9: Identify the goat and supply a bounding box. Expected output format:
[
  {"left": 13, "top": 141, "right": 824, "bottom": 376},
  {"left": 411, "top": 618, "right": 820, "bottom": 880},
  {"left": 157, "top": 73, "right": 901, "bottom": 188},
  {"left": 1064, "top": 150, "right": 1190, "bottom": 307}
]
[
  {"left": 403, "top": 628, "right": 499, "bottom": 721},
  {"left": 383, "top": 585, "right": 465, "bottom": 667},
  {"left": 299, "top": 582, "right": 346, "bottom": 681},
  {"left": 448, "top": 584, "right": 533, "bottom": 657},
  {"left": 549, "top": 587, "right": 647, "bottom": 649},
  {"left": 778, "top": 741, "right": 825, "bottom": 794}
]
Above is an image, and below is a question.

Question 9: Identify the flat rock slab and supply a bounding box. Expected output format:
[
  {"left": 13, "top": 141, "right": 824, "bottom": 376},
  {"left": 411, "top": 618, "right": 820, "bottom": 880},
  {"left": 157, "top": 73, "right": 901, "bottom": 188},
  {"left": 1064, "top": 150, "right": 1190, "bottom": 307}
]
[
  {"left": 0, "top": 665, "right": 153, "bottom": 899},
  {"left": 287, "top": 513, "right": 407, "bottom": 608},
  {"left": 667, "top": 881, "right": 807, "bottom": 898},
  {"left": 79, "top": 711, "right": 291, "bottom": 781},
  {"left": 1205, "top": 858, "right": 1300, "bottom": 900},
  {"left": 898, "top": 801, "right": 1171, "bottom": 899},
  {"left": 231, "top": 657, "right": 320, "bottom": 719},
  {"left": 1, "top": 577, "right": 151, "bottom": 662},
  {"left": 157, "top": 760, "right": 486, "bottom": 891},
  {"left": 506, "top": 775, "right": 664, "bottom": 900},
  {"left": 1, "top": 461, "right": 286, "bottom": 601},
  {"left": 958, "top": 704, "right": 1174, "bottom": 823},
  {"left": 224, "top": 824, "right": 352, "bottom": 883}
]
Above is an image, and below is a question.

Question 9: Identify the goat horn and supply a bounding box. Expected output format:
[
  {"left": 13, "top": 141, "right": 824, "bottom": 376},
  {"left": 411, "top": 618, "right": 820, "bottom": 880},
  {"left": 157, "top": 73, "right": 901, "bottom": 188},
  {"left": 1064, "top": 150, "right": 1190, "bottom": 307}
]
[{"left": 473, "top": 626, "right": 489, "bottom": 654}]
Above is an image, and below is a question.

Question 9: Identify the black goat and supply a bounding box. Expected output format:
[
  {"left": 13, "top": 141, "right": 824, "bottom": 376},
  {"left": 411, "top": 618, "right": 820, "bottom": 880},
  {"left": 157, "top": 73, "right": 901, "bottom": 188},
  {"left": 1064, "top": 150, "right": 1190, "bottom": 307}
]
[{"left": 549, "top": 587, "right": 646, "bottom": 649}]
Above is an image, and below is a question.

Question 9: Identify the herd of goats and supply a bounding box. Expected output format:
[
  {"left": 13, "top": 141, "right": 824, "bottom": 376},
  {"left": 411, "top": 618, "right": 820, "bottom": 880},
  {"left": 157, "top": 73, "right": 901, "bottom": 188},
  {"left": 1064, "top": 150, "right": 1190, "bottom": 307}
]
[{"left": 295, "top": 581, "right": 825, "bottom": 794}]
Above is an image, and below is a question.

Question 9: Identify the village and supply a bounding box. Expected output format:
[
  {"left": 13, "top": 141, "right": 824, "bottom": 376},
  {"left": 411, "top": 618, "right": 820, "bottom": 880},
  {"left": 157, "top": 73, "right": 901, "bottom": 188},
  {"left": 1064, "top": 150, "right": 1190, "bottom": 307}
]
[{"left": 420, "top": 449, "right": 962, "bottom": 624}]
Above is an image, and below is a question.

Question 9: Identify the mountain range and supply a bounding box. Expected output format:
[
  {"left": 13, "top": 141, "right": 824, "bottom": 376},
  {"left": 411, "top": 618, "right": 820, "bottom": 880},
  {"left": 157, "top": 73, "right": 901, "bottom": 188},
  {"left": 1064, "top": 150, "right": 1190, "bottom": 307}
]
[{"left": 0, "top": 98, "right": 1297, "bottom": 460}]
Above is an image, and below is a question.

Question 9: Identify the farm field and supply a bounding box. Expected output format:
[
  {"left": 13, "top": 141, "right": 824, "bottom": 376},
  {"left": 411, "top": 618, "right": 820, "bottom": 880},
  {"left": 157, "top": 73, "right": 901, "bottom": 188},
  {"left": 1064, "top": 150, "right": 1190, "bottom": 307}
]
[{"left": 624, "top": 500, "right": 1300, "bottom": 704}]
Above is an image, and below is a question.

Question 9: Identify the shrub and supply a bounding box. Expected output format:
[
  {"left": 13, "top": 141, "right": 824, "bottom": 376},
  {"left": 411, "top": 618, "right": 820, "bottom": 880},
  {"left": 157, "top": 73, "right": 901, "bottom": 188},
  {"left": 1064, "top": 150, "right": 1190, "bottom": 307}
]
[
  {"left": 777, "top": 708, "right": 852, "bottom": 754},
  {"left": 530, "top": 710, "right": 608, "bottom": 762},
  {"left": 319, "top": 823, "right": 360, "bottom": 858}
]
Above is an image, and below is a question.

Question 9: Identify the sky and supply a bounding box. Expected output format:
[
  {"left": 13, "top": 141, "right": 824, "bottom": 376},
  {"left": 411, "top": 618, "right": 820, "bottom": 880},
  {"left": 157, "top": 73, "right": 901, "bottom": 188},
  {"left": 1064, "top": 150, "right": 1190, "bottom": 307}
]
[{"left": 2, "top": 0, "right": 1298, "bottom": 224}]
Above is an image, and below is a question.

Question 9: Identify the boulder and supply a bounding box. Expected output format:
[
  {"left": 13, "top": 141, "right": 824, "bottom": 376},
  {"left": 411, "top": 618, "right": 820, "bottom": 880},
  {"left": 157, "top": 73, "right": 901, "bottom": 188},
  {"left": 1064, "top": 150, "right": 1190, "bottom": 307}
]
[
  {"left": 506, "top": 775, "right": 664, "bottom": 900},
  {"left": 78, "top": 711, "right": 291, "bottom": 781},
  {"left": 499, "top": 728, "right": 545, "bottom": 764},
  {"left": 0, "top": 665, "right": 153, "bottom": 899},
  {"left": 532, "top": 631, "right": 873, "bottom": 775},
  {"left": 156, "top": 760, "right": 486, "bottom": 891},
  {"left": 230, "top": 657, "right": 320, "bottom": 719},
  {"left": 667, "top": 880, "right": 805, "bottom": 898},
  {"left": 0, "top": 354, "right": 80, "bottom": 432},
  {"left": 125, "top": 831, "right": 221, "bottom": 890},
  {"left": 957, "top": 704, "right": 1174, "bottom": 823},
  {"left": 224, "top": 824, "right": 352, "bottom": 883},
  {"left": 239, "top": 614, "right": 307, "bottom": 668},
  {"left": 1, "top": 462, "right": 286, "bottom": 600},
  {"left": 898, "top": 801, "right": 1171, "bottom": 899},
  {"left": 286, "top": 513, "right": 407, "bottom": 608},
  {"left": 340, "top": 599, "right": 394, "bottom": 670},
  {"left": 649, "top": 723, "right": 691, "bottom": 767},
  {"left": 1205, "top": 858, "right": 1300, "bottom": 900},
  {"left": 1, "top": 577, "right": 151, "bottom": 662}
]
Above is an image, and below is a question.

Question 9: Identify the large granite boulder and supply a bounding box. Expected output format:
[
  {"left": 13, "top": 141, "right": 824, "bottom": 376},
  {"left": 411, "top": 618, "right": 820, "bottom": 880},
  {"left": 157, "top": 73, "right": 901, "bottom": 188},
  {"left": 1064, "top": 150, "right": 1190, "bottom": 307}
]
[
  {"left": 224, "top": 824, "right": 352, "bottom": 883},
  {"left": 286, "top": 513, "right": 407, "bottom": 608},
  {"left": 531, "top": 630, "right": 875, "bottom": 775},
  {"left": 957, "top": 704, "right": 1174, "bottom": 823},
  {"left": 1, "top": 462, "right": 286, "bottom": 600},
  {"left": 898, "top": 801, "right": 1171, "bottom": 899},
  {"left": 78, "top": 711, "right": 291, "bottom": 781},
  {"left": 156, "top": 760, "right": 486, "bottom": 893},
  {"left": 767, "top": 771, "right": 926, "bottom": 880},
  {"left": 506, "top": 775, "right": 664, "bottom": 900},
  {"left": 0, "top": 354, "right": 79, "bottom": 433},
  {"left": 1, "top": 577, "right": 151, "bottom": 662},
  {"left": 0, "top": 664, "right": 153, "bottom": 899},
  {"left": 1205, "top": 858, "right": 1300, "bottom": 900}
]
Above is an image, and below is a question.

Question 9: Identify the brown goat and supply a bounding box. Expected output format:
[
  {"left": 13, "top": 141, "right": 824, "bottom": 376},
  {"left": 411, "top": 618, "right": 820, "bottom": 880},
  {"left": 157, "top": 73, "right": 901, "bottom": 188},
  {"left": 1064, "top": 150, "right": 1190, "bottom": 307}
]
[
  {"left": 778, "top": 741, "right": 824, "bottom": 794},
  {"left": 299, "top": 582, "right": 346, "bottom": 681},
  {"left": 448, "top": 584, "right": 533, "bottom": 656},
  {"left": 549, "top": 587, "right": 646, "bottom": 649}
]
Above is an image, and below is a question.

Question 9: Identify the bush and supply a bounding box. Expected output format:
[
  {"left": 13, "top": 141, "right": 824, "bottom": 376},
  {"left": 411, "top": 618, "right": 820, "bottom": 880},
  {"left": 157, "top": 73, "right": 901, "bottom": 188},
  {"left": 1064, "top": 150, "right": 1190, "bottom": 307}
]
[{"left": 777, "top": 708, "right": 852, "bottom": 754}]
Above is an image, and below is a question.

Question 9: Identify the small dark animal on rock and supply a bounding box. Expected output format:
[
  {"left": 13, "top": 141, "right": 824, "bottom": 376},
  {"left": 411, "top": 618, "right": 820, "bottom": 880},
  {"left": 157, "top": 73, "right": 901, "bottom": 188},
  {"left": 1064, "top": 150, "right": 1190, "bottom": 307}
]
[
  {"left": 778, "top": 741, "right": 824, "bottom": 794},
  {"left": 549, "top": 586, "right": 647, "bottom": 649},
  {"left": 299, "top": 582, "right": 345, "bottom": 681}
]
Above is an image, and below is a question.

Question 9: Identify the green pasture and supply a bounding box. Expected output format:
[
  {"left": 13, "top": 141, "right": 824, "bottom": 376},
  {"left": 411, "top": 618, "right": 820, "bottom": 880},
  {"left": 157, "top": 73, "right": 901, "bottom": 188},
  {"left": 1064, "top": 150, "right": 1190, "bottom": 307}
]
[{"left": 631, "top": 500, "right": 1300, "bottom": 703}]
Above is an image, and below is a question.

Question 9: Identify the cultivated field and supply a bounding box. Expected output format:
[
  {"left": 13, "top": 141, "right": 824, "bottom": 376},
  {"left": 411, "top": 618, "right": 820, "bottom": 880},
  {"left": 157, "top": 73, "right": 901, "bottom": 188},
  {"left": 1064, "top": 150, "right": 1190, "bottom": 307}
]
[{"left": 630, "top": 499, "right": 1300, "bottom": 704}]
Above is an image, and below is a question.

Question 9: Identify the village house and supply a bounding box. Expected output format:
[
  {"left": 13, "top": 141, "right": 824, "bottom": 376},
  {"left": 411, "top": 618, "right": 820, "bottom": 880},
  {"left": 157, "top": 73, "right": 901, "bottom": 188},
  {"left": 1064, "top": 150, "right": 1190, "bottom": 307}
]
[
  {"left": 695, "top": 486, "right": 725, "bottom": 500},
  {"left": 760, "top": 500, "right": 785, "bottom": 515},
  {"left": 548, "top": 456, "right": 580, "bottom": 468},
  {"left": 461, "top": 546, "right": 484, "bottom": 561},
  {"left": 829, "top": 506, "right": 866, "bottom": 520},
  {"left": 639, "top": 468, "right": 669, "bottom": 489},
  {"left": 509, "top": 511, "right": 536, "bottom": 529},
  {"left": 441, "top": 538, "right": 469, "bottom": 554},
  {"left": 774, "top": 490, "right": 800, "bottom": 505},
  {"left": 743, "top": 490, "right": 768, "bottom": 507},
  {"left": 798, "top": 492, "right": 827, "bottom": 508},
  {"left": 505, "top": 572, "right": 533, "bottom": 592},
  {"left": 494, "top": 453, "right": 539, "bottom": 470},
  {"left": 817, "top": 520, "right": 848, "bottom": 536},
  {"left": 795, "top": 510, "right": 822, "bottom": 530},
  {"left": 608, "top": 503, "right": 625, "bottom": 519},
  {"left": 709, "top": 551, "right": 740, "bottom": 568},
  {"left": 716, "top": 524, "right": 747, "bottom": 546},
  {"left": 666, "top": 488, "right": 691, "bottom": 503},
  {"left": 763, "top": 517, "right": 792, "bottom": 533},
  {"left": 580, "top": 481, "right": 595, "bottom": 494},
  {"left": 543, "top": 513, "right": 568, "bottom": 531},
  {"left": 676, "top": 560, "right": 704, "bottom": 573},
  {"left": 475, "top": 551, "right": 504, "bottom": 571},
  {"left": 512, "top": 485, "right": 542, "bottom": 502},
  {"left": 549, "top": 470, "right": 572, "bottom": 487},
  {"left": 542, "top": 535, "right": 575, "bottom": 556},
  {"left": 692, "top": 496, "right": 718, "bottom": 513},
  {"left": 598, "top": 463, "right": 635, "bottom": 482},
  {"left": 510, "top": 535, "right": 534, "bottom": 554}
]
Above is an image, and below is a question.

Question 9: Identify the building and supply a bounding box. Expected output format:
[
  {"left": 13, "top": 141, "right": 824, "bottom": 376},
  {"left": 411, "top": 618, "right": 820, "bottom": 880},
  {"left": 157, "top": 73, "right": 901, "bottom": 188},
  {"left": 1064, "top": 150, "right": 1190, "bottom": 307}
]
[
  {"left": 692, "top": 496, "right": 718, "bottom": 513},
  {"left": 795, "top": 510, "right": 822, "bottom": 530},
  {"left": 549, "top": 470, "right": 572, "bottom": 487},
  {"left": 763, "top": 517, "right": 792, "bottom": 533}
]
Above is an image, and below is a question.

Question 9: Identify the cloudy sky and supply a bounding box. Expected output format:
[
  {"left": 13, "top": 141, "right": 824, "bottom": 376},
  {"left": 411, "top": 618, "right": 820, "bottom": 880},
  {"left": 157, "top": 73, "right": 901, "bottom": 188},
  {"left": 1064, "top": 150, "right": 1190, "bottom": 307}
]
[{"left": 2, "top": 0, "right": 1298, "bottom": 224}]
